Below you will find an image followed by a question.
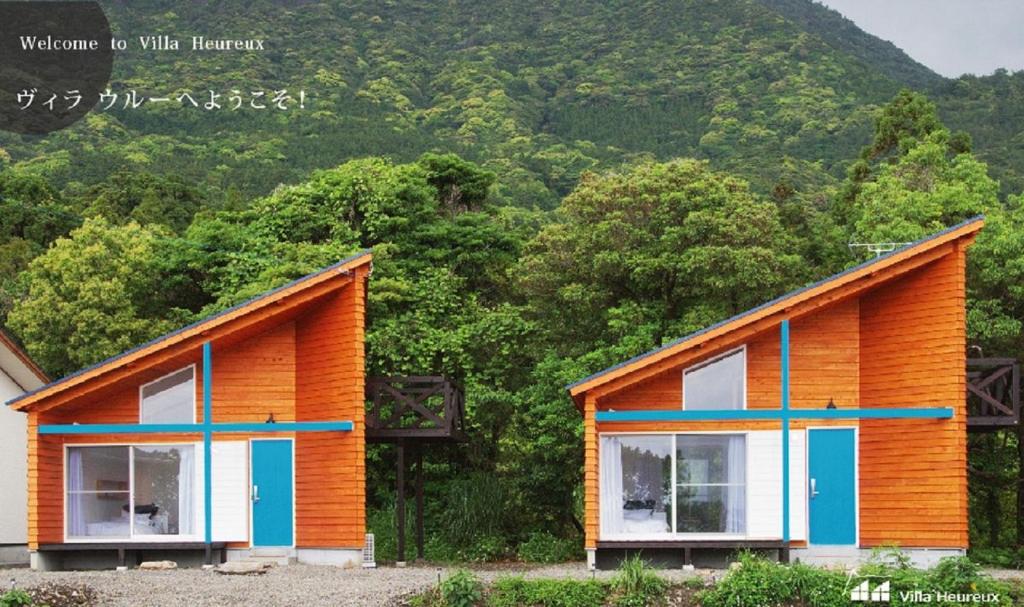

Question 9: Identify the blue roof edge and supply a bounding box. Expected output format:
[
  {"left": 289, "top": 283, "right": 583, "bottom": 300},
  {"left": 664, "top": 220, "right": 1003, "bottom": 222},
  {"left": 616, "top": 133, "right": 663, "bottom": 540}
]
[
  {"left": 565, "top": 215, "right": 985, "bottom": 393},
  {"left": 7, "top": 249, "right": 372, "bottom": 407}
]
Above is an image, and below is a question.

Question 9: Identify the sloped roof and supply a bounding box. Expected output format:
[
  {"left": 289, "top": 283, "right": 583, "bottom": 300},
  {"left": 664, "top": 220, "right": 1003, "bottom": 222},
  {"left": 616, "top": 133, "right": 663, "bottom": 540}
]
[
  {"left": 568, "top": 216, "right": 984, "bottom": 401},
  {"left": 0, "top": 328, "right": 48, "bottom": 391},
  {"left": 8, "top": 250, "right": 372, "bottom": 410}
]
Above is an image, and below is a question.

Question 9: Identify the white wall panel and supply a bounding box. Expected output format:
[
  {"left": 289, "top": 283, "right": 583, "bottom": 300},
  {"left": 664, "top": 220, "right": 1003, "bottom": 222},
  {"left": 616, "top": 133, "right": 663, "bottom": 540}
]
[
  {"left": 196, "top": 441, "right": 249, "bottom": 542},
  {"left": 746, "top": 430, "right": 806, "bottom": 541}
]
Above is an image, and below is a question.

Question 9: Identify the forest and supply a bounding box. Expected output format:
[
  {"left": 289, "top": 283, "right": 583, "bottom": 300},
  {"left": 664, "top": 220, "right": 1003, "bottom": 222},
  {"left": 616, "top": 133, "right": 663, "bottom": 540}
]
[{"left": 2, "top": 0, "right": 1024, "bottom": 565}]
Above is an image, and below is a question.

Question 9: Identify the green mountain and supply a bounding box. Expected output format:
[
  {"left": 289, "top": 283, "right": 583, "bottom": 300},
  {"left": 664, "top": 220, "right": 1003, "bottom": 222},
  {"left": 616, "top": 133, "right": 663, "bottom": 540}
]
[
  {"left": 756, "top": 0, "right": 944, "bottom": 90},
  {"left": 0, "top": 0, "right": 1021, "bottom": 206}
]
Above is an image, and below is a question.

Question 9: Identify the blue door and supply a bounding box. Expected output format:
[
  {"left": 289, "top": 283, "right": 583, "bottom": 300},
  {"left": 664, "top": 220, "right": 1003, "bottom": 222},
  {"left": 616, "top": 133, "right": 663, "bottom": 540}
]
[
  {"left": 808, "top": 428, "right": 856, "bottom": 545},
  {"left": 251, "top": 439, "right": 293, "bottom": 547}
]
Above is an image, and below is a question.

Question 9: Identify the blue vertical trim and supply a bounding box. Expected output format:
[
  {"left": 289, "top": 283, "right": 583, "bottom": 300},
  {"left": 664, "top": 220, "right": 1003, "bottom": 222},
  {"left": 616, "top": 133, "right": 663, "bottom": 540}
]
[
  {"left": 780, "top": 320, "right": 791, "bottom": 544},
  {"left": 203, "top": 342, "right": 213, "bottom": 546}
]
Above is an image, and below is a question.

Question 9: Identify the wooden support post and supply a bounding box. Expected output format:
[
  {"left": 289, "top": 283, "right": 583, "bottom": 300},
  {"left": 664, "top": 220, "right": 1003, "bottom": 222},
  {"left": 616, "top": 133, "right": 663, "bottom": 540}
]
[
  {"left": 117, "top": 547, "right": 126, "bottom": 568},
  {"left": 415, "top": 448, "right": 424, "bottom": 560},
  {"left": 396, "top": 440, "right": 406, "bottom": 565},
  {"left": 683, "top": 547, "right": 692, "bottom": 566}
]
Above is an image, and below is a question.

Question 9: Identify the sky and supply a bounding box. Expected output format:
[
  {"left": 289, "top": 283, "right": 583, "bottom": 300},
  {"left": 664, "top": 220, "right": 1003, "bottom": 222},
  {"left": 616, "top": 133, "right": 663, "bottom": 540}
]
[{"left": 817, "top": 0, "right": 1024, "bottom": 78}]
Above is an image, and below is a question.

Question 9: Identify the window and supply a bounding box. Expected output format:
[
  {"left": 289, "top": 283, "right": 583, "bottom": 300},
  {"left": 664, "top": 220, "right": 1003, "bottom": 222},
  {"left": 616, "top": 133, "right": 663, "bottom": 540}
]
[
  {"left": 600, "top": 434, "right": 746, "bottom": 537},
  {"left": 675, "top": 435, "right": 745, "bottom": 533},
  {"left": 66, "top": 445, "right": 196, "bottom": 539},
  {"left": 683, "top": 347, "right": 745, "bottom": 410},
  {"left": 140, "top": 366, "right": 195, "bottom": 424}
]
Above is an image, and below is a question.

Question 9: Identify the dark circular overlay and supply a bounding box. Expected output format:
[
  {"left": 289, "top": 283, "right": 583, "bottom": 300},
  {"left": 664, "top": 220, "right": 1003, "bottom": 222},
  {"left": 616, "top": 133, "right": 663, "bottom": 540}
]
[{"left": 0, "top": 2, "right": 113, "bottom": 135}]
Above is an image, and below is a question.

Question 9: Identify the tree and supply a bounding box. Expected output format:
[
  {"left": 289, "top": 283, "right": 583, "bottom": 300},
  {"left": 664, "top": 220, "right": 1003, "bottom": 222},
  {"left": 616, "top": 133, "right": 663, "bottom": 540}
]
[
  {"left": 517, "top": 159, "right": 806, "bottom": 357},
  {"left": 79, "top": 171, "right": 207, "bottom": 234},
  {"left": 6, "top": 218, "right": 194, "bottom": 376}
]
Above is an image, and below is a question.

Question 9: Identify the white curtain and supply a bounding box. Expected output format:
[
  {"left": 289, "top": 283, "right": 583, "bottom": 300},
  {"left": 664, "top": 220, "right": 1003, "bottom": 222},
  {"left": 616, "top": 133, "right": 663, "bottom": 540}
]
[
  {"left": 67, "top": 449, "right": 85, "bottom": 536},
  {"left": 725, "top": 435, "right": 746, "bottom": 533},
  {"left": 178, "top": 447, "right": 195, "bottom": 535},
  {"left": 599, "top": 436, "right": 623, "bottom": 535}
]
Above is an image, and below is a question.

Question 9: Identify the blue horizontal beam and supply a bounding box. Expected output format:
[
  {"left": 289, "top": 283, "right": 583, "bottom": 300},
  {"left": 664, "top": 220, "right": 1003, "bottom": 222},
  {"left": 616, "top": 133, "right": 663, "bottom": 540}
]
[
  {"left": 595, "top": 407, "right": 953, "bottom": 423},
  {"left": 38, "top": 421, "right": 354, "bottom": 435}
]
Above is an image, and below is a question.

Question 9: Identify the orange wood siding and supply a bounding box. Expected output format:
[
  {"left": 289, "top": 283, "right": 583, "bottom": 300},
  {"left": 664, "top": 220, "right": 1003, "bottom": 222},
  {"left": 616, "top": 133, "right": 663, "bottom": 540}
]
[
  {"left": 294, "top": 267, "right": 368, "bottom": 549},
  {"left": 208, "top": 322, "right": 296, "bottom": 422},
  {"left": 600, "top": 299, "right": 860, "bottom": 412},
  {"left": 24, "top": 275, "right": 369, "bottom": 550},
  {"left": 858, "top": 248, "right": 969, "bottom": 548},
  {"left": 584, "top": 393, "right": 598, "bottom": 549}
]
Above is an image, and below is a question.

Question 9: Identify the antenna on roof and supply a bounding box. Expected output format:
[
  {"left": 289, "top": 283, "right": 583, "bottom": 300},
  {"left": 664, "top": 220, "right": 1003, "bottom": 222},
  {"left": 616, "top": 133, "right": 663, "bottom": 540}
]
[{"left": 848, "top": 241, "right": 913, "bottom": 257}]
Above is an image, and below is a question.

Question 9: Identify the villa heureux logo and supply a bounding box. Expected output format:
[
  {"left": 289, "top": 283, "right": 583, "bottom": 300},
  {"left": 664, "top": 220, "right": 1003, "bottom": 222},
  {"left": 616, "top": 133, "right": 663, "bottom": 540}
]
[
  {"left": 845, "top": 574, "right": 1003, "bottom": 604},
  {"left": 850, "top": 580, "right": 890, "bottom": 602}
]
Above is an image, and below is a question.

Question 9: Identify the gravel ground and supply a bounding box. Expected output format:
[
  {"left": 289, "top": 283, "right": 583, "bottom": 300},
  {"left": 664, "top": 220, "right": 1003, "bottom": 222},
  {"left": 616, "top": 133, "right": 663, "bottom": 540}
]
[{"left": 2, "top": 562, "right": 710, "bottom": 607}]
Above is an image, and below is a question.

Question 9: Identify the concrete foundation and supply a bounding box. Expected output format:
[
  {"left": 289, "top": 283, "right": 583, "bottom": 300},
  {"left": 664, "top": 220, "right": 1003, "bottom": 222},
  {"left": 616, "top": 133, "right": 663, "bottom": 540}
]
[
  {"left": 791, "top": 547, "right": 966, "bottom": 569},
  {"left": 30, "top": 548, "right": 222, "bottom": 571},
  {"left": 0, "top": 544, "right": 29, "bottom": 566},
  {"left": 296, "top": 548, "right": 363, "bottom": 568}
]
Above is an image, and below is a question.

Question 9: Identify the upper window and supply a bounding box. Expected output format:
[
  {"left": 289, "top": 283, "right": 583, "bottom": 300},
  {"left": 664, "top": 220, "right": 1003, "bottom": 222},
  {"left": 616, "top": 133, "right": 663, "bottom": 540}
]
[
  {"left": 140, "top": 366, "right": 195, "bottom": 424},
  {"left": 683, "top": 347, "right": 745, "bottom": 410}
]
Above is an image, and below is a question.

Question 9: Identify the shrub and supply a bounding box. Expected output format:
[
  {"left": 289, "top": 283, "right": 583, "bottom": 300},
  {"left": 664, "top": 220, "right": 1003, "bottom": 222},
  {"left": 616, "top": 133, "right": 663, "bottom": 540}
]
[
  {"left": 516, "top": 532, "right": 581, "bottom": 563},
  {"left": 441, "top": 569, "right": 483, "bottom": 607},
  {"left": 611, "top": 554, "right": 667, "bottom": 607},
  {"left": 461, "top": 534, "right": 508, "bottom": 562},
  {"left": 0, "top": 590, "right": 32, "bottom": 607},
  {"left": 488, "top": 577, "right": 607, "bottom": 607},
  {"left": 970, "top": 547, "right": 1024, "bottom": 569},
  {"left": 702, "top": 552, "right": 1019, "bottom": 607}
]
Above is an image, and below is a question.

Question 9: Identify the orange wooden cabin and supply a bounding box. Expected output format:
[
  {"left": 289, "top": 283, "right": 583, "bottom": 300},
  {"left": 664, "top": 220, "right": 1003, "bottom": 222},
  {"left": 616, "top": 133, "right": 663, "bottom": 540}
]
[
  {"left": 7, "top": 252, "right": 371, "bottom": 570},
  {"left": 569, "top": 218, "right": 982, "bottom": 569}
]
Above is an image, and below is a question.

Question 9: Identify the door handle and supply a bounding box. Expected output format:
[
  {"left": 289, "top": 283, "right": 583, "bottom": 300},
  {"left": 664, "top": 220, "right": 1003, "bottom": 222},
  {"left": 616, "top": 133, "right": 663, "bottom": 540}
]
[
  {"left": 252, "top": 484, "right": 260, "bottom": 503},
  {"left": 810, "top": 478, "right": 820, "bottom": 498}
]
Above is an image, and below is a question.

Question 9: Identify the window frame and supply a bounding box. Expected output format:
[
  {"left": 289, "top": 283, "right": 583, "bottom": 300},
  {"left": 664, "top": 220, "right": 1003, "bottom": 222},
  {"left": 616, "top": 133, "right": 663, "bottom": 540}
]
[
  {"left": 599, "top": 431, "right": 749, "bottom": 541},
  {"left": 138, "top": 364, "right": 197, "bottom": 425},
  {"left": 681, "top": 345, "right": 747, "bottom": 411},
  {"left": 63, "top": 442, "right": 201, "bottom": 543}
]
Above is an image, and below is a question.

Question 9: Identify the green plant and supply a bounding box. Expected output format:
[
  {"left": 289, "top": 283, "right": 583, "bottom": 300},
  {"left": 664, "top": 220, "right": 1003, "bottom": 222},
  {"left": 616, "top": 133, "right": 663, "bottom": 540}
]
[
  {"left": 516, "top": 532, "right": 581, "bottom": 563},
  {"left": 487, "top": 577, "right": 607, "bottom": 607},
  {"left": 461, "top": 534, "right": 508, "bottom": 562},
  {"left": 441, "top": 570, "right": 483, "bottom": 607},
  {"left": 611, "top": 554, "right": 667, "bottom": 607},
  {"left": 0, "top": 590, "right": 32, "bottom": 607},
  {"left": 681, "top": 576, "right": 706, "bottom": 590},
  {"left": 699, "top": 553, "right": 835, "bottom": 607}
]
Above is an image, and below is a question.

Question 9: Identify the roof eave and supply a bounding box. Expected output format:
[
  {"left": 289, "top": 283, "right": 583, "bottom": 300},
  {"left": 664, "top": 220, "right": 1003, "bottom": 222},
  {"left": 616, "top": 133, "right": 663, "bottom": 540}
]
[
  {"left": 566, "top": 216, "right": 985, "bottom": 399},
  {"left": 7, "top": 250, "right": 372, "bottom": 411}
]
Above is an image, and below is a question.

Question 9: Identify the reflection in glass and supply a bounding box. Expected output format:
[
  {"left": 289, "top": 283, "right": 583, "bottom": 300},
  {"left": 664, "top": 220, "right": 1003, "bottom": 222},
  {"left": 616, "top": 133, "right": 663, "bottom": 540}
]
[{"left": 601, "top": 436, "right": 671, "bottom": 535}]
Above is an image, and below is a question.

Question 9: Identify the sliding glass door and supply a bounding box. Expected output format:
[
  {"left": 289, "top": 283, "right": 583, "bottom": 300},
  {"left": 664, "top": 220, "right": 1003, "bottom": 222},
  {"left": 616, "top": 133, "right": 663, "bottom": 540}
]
[
  {"left": 600, "top": 433, "right": 746, "bottom": 538},
  {"left": 66, "top": 444, "right": 196, "bottom": 540}
]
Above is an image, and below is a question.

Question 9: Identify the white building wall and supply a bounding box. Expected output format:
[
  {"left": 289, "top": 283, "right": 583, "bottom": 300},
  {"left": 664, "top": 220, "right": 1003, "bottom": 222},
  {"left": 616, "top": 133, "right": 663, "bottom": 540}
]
[
  {"left": 746, "top": 429, "right": 807, "bottom": 541},
  {"left": 196, "top": 440, "right": 250, "bottom": 542},
  {"left": 0, "top": 368, "right": 28, "bottom": 549}
]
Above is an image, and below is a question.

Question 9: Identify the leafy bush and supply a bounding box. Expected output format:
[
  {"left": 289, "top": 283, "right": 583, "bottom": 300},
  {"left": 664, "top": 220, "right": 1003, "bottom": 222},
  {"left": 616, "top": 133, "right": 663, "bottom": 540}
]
[
  {"left": 441, "top": 570, "right": 483, "bottom": 607},
  {"left": 0, "top": 590, "right": 32, "bottom": 607},
  {"left": 488, "top": 577, "right": 607, "bottom": 607},
  {"left": 516, "top": 532, "right": 581, "bottom": 563},
  {"left": 970, "top": 547, "right": 1024, "bottom": 569},
  {"left": 461, "top": 534, "right": 509, "bottom": 563},
  {"left": 611, "top": 554, "right": 668, "bottom": 607},
  {"left": 702, "top": 552, "right": 1019, "bottom": 607}
]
